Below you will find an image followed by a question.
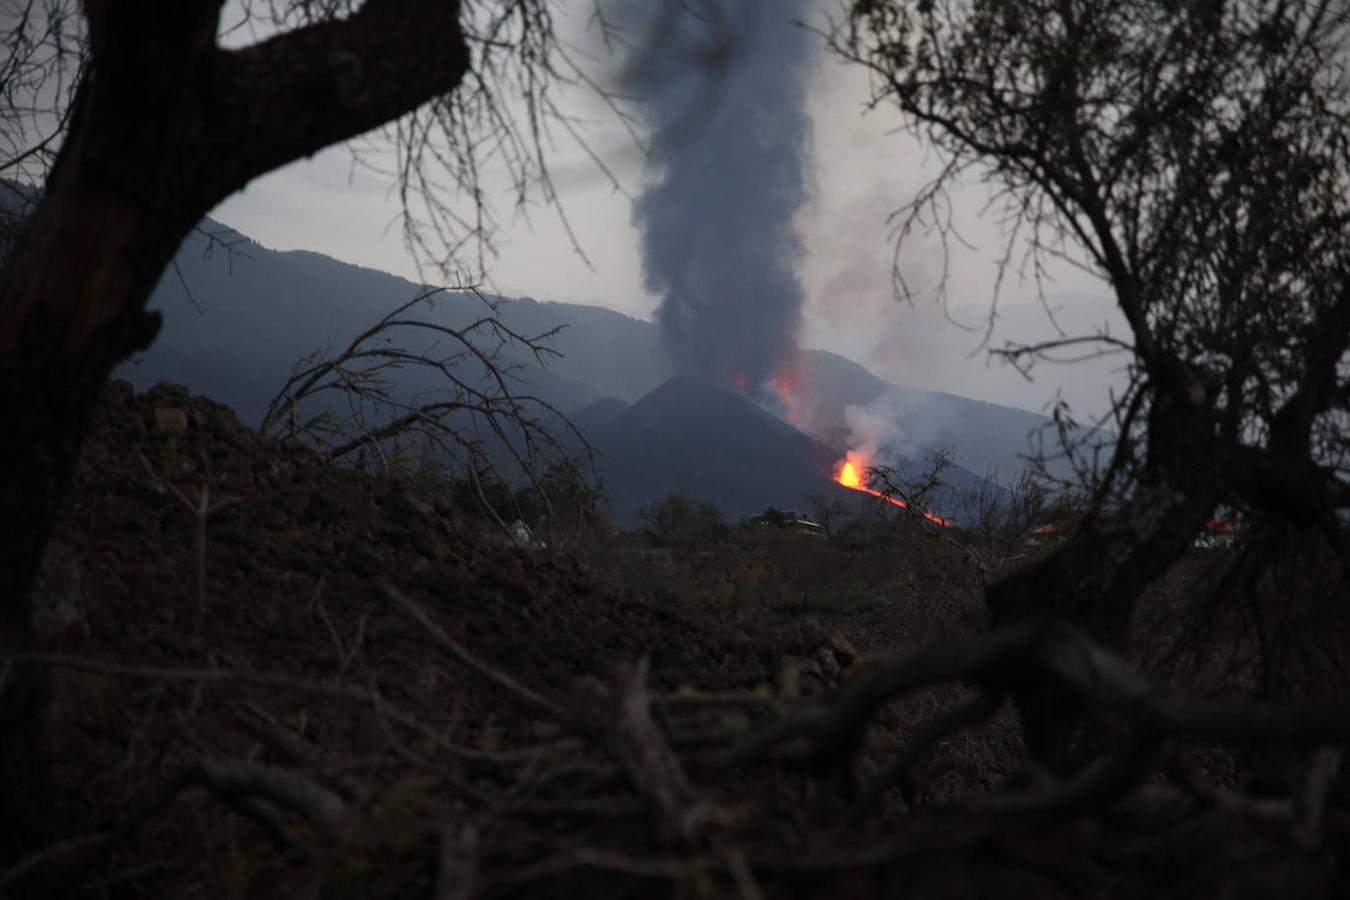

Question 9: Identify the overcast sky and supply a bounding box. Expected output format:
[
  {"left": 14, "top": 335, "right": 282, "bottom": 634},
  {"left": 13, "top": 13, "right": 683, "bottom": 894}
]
[{"left": 211, "top": 5, "right": 1132, "bottom": 421}]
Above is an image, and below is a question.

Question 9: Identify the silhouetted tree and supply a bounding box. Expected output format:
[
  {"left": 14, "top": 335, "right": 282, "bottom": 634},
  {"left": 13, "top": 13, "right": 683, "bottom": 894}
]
[
  {"left": 518, "top": 459, "right": 609, "bottom": 543},
  {"left": 0, "top": 0, "right": 599, "bottom": 857},
  {"left": 807, "top": 494, "right": 849, "bottom": 539},
  {"left": 1, "top": 0, "right": 597, "bottom": 616},
  {"left": 639, "top": 491, "right": 728, "bottom": 547},
  {"left": 834, "top": 0, "right": 1350, "bottom": 771}
]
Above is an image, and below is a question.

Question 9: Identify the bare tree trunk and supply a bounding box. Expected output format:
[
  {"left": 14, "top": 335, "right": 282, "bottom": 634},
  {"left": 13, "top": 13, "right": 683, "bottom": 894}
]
[
  {"left": 0, "top": 83, "right": 191, "bottom": 859},
  {"left": 0, "top": 144, "right": 174, "bottom": 620},
  {"left": 0, "top": 0, "right": 472, "bottom": 864},
  {"left": 985, "top": 395, "right": 1223, "bottom": 774}
]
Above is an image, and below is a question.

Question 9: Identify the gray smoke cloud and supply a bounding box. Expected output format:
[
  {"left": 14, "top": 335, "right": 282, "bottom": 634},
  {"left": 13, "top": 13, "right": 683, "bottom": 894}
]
[
  {"left": 618, "top": 0, "right": 814, "bottom": 394},
  {"left": 843, "top": 389, "right": 954, "bottom": 467}
]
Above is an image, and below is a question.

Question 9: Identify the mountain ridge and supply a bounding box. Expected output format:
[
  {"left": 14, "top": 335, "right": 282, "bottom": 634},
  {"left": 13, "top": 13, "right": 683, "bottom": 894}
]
[
  {"left": 587, "top": 374, "right": 996, "bottom": 527},
  {"left": 0, "top": 184, "right": 1078, "bottom": 517},
  {"left": 121, "top": 216, "right": 1066, "bottom": 481}
]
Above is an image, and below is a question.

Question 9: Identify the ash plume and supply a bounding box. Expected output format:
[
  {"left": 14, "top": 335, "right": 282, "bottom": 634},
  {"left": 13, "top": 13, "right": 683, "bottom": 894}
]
[
  {"left": 844, "top": 390, "right": 953, "bottom": 466},
  {"left": 618, "top": 0, "right": 814, "bottom": 394}
]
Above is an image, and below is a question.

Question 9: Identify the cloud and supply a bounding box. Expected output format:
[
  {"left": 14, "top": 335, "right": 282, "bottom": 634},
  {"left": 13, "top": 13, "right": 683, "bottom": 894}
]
[
  {"left": 617, "top": 0, "right": 815, "bottom": 392},
  {"left": 843, "top": 388, "right": 955, "bottom": 466}
]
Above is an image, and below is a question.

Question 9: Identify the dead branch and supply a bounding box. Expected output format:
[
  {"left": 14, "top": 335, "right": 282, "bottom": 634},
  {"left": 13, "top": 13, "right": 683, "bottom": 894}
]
[
  {"left": 186, "top": 759, "right": 349, "bottom": 838},
  {"left": 566, "top": 658, "right": 714, "bottom": 846},
  {"left": 0, "top": 833, "right": 109, "bottom": 893},
  {"left": 138, "top": 453, "right": 244, "bottom": 636},
  {"left": 4, "top": 650, "right": 572, "bottom": 766},
  {"left": 380, "top": 580, "right": 559, "bottom": 715},
  {"left": 743, "top": 734, "right": 1167, "bottom": 874},
  {"left": 717, "top": 620, "right": 1350, "bottom": 779},
  {"left": 1294, "top": 746, "right": 1342, "bottom": 848},
  {"left": 432, "top": 823, "right": 480, "bottom": 900},
  {"left": 259, "top": 287, "right": 595, "bottom": 530},
  {"left": 164, "top": 481, "right": 242, "bottom": 636},
  {"left": 862, "top": 690, "right": 1004, "bottom": 806},
  {"left": 233, "top": 704, "right": 320, "bottom": 768},
  {"left": 1169, "top": 748, "right": 1344, "bottom": 850},
  {"left": 725, "top": 847, "right": 767, "bottom": 900},
  {"left": 711, "top": 625, "right": 1039, "bottom": 771},
  {"left": 1150, "top": 698, "right": 1350, "bottom": 746},
  {"left": 488, "top": 845, "right": 714, "bottom": 889},
  {"left": 362, "top": 677, "right": 500, "bottom": 808}
]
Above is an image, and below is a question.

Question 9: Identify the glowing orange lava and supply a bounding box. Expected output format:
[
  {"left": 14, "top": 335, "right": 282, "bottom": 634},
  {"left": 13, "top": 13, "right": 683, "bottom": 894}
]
[
  {"left": 772, "top": 356, "right": 807, "bottom": 427},
  {"left": 833, "top": 454, "right": 953, "bottom": 528}
]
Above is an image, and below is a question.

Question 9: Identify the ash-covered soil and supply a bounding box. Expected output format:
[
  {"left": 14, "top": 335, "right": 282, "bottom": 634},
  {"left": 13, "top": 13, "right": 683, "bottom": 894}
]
[
  {"left": 20, "top": 381, "right": 912, "bottom": 898},
  {"left": 13, "top": 381, "right": 1343, "bottom": 899},
  {"left": 41, "top": 381, "right": 778, "bottom": 700}
]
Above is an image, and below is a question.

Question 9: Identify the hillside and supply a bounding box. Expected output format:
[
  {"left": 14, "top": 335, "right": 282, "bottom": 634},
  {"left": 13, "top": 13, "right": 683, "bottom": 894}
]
[
  {"left": 122, "top": 227, "right": 612, "bottom": 425},
  {"left": 589, "top": 375, "right": 859, "bottom": 526},
  {"left": 14, "top": 378, "right": 1333, "bottom": 899},
  {"left": 589, "top": 375, "right": 996, "bottom": 527},
  {"left": 793, "top": 351, "right": 1075, "bottom": 482},
  {"left": 16, "top": 379, "right": 886, "bottom": 896},
  {"left": 114, "top": 218, "right": 1071, "bottom": 517}
]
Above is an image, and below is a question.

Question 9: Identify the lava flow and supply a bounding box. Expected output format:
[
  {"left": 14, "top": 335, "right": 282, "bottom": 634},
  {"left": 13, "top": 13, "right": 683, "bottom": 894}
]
[{"left": 834, "top": 457, "right": 954, "bottom": 528}]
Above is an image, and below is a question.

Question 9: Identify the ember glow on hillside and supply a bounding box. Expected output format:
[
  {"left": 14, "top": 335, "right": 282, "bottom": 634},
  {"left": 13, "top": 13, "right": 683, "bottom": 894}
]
[
  {"left": 771, "top": 355, "right": 808, "bottom": 427},
  {"left": 833, "top": 453, "right": 953, "bottom": 527}
]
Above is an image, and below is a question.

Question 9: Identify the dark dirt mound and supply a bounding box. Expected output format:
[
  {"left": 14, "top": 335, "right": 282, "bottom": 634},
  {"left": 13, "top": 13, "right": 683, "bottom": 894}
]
[
  {"left": 10, "top": 382, "right": 1344, "bottom": 899},
  {"left": 18, "top": 381, "right": 877, "bottom": 897},
  {"left": 41, "top": 381, "right": 782, "bottom": 692}
]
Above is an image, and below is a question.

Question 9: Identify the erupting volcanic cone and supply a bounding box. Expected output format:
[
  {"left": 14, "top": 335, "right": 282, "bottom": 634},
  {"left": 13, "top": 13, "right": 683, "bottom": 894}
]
[{"left": 832, "top": 454, "right": 953, "bottom": 527}]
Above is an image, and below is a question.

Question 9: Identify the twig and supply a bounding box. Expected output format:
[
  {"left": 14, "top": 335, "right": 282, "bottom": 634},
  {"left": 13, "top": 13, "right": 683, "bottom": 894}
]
[
  {"left": 4, "top": 651, "right": 569, "bottom": 765},
  {"left": 546, "top": 846, "right": 709, "bottom": 880},
  {"left": 363, "top": 678, "right": 499, "bottom": 806},
  {"left": 567, "top": 658, "right": 710, "bottom": 845},
  {"left": 257, "top": 286, "right": 597, "bottom": 526},
  {"left": 186, "top": 759, "right": 349, "bottom": 837},
  {"left": 1294, "top": 745, "right": 1343, "bottom": 848},
  {"left": 862, "top": 691, "right": 1004, "bottom": 807},
  {"left": 233, "top": 702, "right": 324, "bottom": 769},
  {"left": 380, "top": 580, "right": 558, "bottom": 715},
  {"left": 313, "top": 587, "right": 366, "bottom": 676},
  {"left": 724, "top": 848, "right": 766, "bottom": 900},
  {"left": 1165, "top": 760, "right": 1291, "bottom": 820},
  {"left": 432, "top": 824, "right": 480, "bottom": 900},
  {"left": 0, "top": 833, "right": 110, "bottom": 892},
  {"left": 164, "top": 481, "right": 243, "bottom": 636},
  {"left": 742, "top": 738, "right": 1168, "bottom": 872},
  {"left": 711, "top": 625, "right": 1040, "bottom": 771},
  {"left": 716, "top": 620, "right": 1350, "bottom": 775}
]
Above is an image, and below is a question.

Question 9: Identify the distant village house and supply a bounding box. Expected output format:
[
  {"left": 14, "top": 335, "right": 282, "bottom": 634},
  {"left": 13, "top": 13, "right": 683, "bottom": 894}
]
[{"left": 744, "top": 508, "right": 825, "bottom": 536}]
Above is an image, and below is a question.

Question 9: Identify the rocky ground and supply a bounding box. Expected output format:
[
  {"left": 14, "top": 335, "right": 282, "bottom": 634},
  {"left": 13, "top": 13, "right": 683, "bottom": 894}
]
[
  {"left": 14, "top": 380, "right": 983, "bottom": 898},
  {"left": 9, "top": 381, "right": 1345, "bottom": 899}
]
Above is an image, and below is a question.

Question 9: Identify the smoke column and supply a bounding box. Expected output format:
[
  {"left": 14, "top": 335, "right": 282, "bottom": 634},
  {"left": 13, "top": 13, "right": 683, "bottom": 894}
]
[{"left": 619, "top": 0, "right": 814, "bottom": 394}]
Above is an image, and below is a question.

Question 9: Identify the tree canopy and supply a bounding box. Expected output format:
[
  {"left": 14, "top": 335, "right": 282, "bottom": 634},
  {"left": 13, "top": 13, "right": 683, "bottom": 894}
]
[{"left": 832, "top": 0, "right": 1350, "bottom": 765}]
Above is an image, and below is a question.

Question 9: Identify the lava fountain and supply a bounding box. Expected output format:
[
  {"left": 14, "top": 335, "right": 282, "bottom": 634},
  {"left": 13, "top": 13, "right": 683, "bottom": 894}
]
[{"left": 832, "top": 453, "right": 953, "bottom": 527}]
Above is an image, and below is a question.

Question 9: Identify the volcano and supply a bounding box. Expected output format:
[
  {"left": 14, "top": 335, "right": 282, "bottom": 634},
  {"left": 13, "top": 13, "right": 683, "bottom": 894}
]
[
  {"left": 50, "top": 200, "right": 1075, "bottom": 526},
  {"left": 585, "top": 376, "right": 997, "bottom": 528}
]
